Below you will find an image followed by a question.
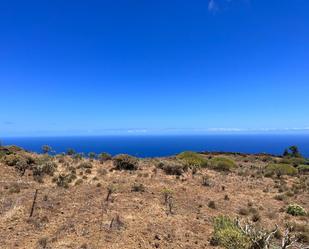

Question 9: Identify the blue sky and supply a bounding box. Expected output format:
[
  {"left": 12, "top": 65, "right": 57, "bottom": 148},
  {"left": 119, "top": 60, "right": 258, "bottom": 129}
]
[{"left": 0, "top": 0, "right": 309, "bottom": 136}]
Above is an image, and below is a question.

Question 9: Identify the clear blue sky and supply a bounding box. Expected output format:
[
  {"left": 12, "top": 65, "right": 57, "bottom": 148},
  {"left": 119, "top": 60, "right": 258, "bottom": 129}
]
[{"left": 1, "top": 0, "right": 309, "bottom": 136}]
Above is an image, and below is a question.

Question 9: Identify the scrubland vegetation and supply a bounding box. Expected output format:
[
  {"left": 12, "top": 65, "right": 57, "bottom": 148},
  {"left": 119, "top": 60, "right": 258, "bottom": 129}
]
[{"left": 0, "top": 144, "right": 308, "bottom": 248}]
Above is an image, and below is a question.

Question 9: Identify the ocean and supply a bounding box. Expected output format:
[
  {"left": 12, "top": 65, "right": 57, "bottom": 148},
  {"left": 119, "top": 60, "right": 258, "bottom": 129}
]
[{"left": 1, "top": 135, "right": 309, "bottom": 158}]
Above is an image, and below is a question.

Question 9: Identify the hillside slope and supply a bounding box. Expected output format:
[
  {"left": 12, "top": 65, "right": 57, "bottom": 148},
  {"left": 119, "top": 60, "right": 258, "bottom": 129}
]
[{"left": 0, "top": 146, "right": 308, "bottom": 249}]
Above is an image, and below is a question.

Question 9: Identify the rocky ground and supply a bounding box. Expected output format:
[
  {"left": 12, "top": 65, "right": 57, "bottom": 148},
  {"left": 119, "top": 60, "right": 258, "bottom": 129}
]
[{"left": 0, "top": 146, "right": 308, "bottom": 249}]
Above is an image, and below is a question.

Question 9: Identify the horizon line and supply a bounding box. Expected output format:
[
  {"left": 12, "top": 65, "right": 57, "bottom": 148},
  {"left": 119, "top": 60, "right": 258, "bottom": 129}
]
[{"left": 1, "top": 127, "right": 309, "bottom": 138}]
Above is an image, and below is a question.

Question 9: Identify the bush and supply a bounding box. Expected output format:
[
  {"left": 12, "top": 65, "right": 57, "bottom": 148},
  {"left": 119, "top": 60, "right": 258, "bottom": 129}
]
[
  {"left": 9, "top": 183, "right": 21, "bottom": 194},
  {"left": 286, "top": 204, "right": 307, "bottom": 216},
  {"left": 208, "top": 200, "right": 216, "bottom": 209},
  {"left": 66, "top": 148, "right": 76, "bottom": 156},
  {"left": 77, "top": 161, "right": 93, "bottom": 169},
  {"left": 132, "top": 183, "right": 145, "bottom": 192},
  {"left": 209, "top": 157, "right": 237, "bottom": 171},
  {"left": 2, "top": 154, "right": 25, "bottom": 166},
  {"left": 298, "top": 165, "right": 309, "bottom": 174},
  {"left": 160, "top": 162, "right": 186, "bottom": 176},
  {"left": 282, "top": 145, "right": 303, "bottom": 158},
  {"left": 291, "top": 223, "right": 309, "bottom": 243},
  {"left": 54, "top": 173, "right": 76, "bottom": 188},
  {"left": 98, "top": 152, "right": 112, "bottom": 162},
  {"left": 280, "top": 157, "right": 307, "bottom": 167},
  {"left": 113, "top": 154, "right": 139, "bottom": 170},
  {"left": 41, "top": 145, "right": 52, "bottom": 154},
  {"left": 238, "top": 208, "right": 249, "bottom": 216},
  {"left": 2, "top": 153, "right": 31, "bottom": 173},
  {"left": 6, "top": 145, "right": 23, "bottom": 153},
  {"left": 0, "top": 147, "right": 11, "bottom": 159},
  {"left": 39, "top": 161, "right": 57, "bottom": 175},
  {"left": 202, "top": 175, "right": 212, "bottom": 187},
  {"left": 33, "top": 161, "right": 57, "bottom": 182},
  {"left": 251, "top": 212, "right": 261, "bottom": 222},
  {"left": 211, "top": 216, "right": 251, "bottom": 249},
  {"left": 161, "top": 187, "right": 173, "bottom": 205},
  {"left": 274, "top": 194, "right": 287, "bottom": 201},
  {"left": 88, "top": 152, "right": 96, "bottom": 159},
  {"left": 176, "top": 151, "right": 207, "bottom": 168},
  {"left": 73, "top": 153, "right": 84, "bottom": 161},
  {"left": 265, "top": 164, "right": 298, "bottom": 177},
  {"left": 75, "top": 179, "right": 83, "bottom": 185}
]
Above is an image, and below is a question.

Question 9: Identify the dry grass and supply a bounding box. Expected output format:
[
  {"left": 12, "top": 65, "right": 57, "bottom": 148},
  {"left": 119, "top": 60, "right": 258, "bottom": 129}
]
[{"left": 0, "top": 149, "right": 308, "bottom": 248}]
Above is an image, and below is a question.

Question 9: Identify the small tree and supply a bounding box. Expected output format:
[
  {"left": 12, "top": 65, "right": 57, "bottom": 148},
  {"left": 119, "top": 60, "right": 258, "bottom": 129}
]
[
  {"left": 66, "top": 148, "right": 76, "bottom": 156},
  {"left": 41, "top": 145, "right": 52, "bottom": 154},
  {"left": 283, "top": 149, "right": 290, "bottom": 157},
  {"left": 289, "top": 146, "right": 302, "bottom": 158},
  {"left": 98, "top": 152, "right": 112, "bottom": 163},
  {"left": 73, "top": 153, "right": 83, "bottom": 161},
  {"left": 88, "top": 152, "right": 96, "bottom": 159}
]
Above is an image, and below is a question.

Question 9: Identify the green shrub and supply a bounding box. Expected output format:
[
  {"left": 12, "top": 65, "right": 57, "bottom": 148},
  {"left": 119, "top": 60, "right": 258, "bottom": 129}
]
[
  {"left": 2, "top": 153, "right": 31, "bottom": 173},
  {"left": 211, "top": 216, "right": 251, "bottom": 249},
  {"left": 0, "top": 147, "right": 10, "bottom": 159},
  {"left": 113, "top": 154, "right": 139, "bottom": 170},
  {"left": 280, "top": 157, "right": 306, "bottom": 166},
  {"left": 66, "top": 148, "right": 76, "bottom": 156},
  {"left": 41, "top": 145, "right": 52, "bottom": 154},
  {"left": 73, "top": 153, "right": 84, "bottom": 161},
  {"left": 209, "top": 157, "right": 237, "bottom": 171},
  {"left": 98, "top": 152, "right": 112, "bottom": 162},
  {"left": 88, "top": 152, "right": 96, "bottom": 159},
  {"left": 176, "top": 151, "right": 207, "bottom": 168},
  {"left": 2, "top": 154, "right": 24, "bottom": 166},
  {"left": 265, "top": 164, "right": 298, "bottom": 177},
  {"left": 298, "top": 165, "right": 309, "bottom": 174},
  {"left": 286, "top": 204, "right": 307, "bottom": 216},
  {"left": 6, "top": 145, "right": 23, "bottom": 153}
]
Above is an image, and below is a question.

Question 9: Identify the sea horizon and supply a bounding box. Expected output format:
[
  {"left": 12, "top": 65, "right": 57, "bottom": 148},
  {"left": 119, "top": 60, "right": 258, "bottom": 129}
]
[{"left": 2, "top": 134, "right": 309, "bottom": 158}]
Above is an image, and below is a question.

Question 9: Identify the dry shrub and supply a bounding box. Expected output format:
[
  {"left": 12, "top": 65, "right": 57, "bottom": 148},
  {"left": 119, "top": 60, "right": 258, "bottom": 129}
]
[
  {"left": 77, "top": 161, "right": 93, "bottom": 169},
  {"left": 53, "top": 173, "right": 76, "bottom": 188},
  {"left": 157, "top": 161, "right": 186, "bottom": 175},
  {"left": 8, "top": 183, "right": 21, "bottom": 194},
  {"left": 113, "top": 154, "right": 139, "bottom": 170},
  {"left": 132, "top": 183, "right": 145, "bottom": 192}
]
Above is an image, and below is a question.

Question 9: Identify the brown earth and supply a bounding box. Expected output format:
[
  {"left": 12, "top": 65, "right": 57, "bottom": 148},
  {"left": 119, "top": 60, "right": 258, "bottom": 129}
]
[{"left": 0, "top": 148, "right": 308, "bottom": 249}]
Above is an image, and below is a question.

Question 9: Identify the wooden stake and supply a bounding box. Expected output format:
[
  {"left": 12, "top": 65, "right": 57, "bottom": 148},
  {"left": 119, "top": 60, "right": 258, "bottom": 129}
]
[{"left": 29, "top": 189, "right": 38, "bottom": 217}]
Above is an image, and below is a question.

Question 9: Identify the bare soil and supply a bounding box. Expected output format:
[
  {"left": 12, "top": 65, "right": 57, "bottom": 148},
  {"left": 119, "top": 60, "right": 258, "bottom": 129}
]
[{"left": 0, "top": 150, "right": 308, "bottom": 249}]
